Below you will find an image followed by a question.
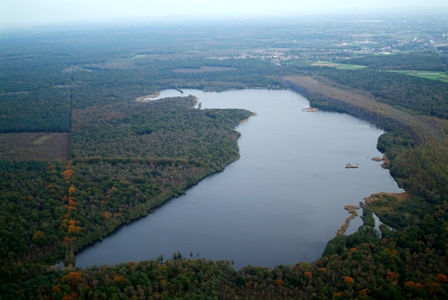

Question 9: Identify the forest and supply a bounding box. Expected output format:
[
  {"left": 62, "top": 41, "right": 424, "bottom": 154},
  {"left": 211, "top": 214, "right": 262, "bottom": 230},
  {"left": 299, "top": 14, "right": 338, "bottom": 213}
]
[{"left": 1, "top": 17, "right": 448, "bottom": 299}]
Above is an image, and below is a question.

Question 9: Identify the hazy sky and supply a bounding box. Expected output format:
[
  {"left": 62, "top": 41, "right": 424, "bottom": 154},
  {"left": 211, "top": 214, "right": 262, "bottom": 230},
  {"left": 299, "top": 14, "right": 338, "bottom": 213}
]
[{"left": 1, "top": 0, "right": 447, "bottom": 27}]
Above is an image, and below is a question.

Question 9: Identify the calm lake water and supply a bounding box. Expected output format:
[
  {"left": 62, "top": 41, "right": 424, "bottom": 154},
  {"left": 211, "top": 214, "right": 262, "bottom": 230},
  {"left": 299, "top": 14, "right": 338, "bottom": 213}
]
[{"left": 76, "top": 89, "right": 402, "bottom": 270}]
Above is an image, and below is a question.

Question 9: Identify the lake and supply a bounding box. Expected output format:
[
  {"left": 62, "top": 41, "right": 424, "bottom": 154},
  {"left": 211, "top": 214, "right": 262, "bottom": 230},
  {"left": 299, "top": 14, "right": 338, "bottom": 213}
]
[{"left": 76, "top": 89, "right": 402, "bottom": 270}]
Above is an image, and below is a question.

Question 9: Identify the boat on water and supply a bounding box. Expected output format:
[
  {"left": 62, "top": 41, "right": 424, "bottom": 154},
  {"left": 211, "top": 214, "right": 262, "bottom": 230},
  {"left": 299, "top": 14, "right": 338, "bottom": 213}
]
[{"left": 345, "top": 163, "right": 359, "bottom": 169}]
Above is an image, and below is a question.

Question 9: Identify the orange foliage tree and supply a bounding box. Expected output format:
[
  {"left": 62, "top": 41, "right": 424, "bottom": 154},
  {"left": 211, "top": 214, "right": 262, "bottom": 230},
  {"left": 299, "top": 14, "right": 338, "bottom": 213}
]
[
  {"left": 332, "top": 291, "right": 344, "bottom": 298},
  {"left": 436, "top": 273, "right": 448, "bottom": 283},
  {"left": 303, "top": 271, "right": 313, "bottom": 279},
  {"left": 67, "top": 220, "right": 82, "bottom": 234},
  {"left": 68, "top": 186, "right": 75, "bottom": 194},
  {"left": 386, "top": 271, "right": 399, "bottom": 284},
  {"left": 359, "top": 288, "right": 368, "bottom": 299},
  {"left": 344, "top": 276, "right": 354, "bottom": 284}
]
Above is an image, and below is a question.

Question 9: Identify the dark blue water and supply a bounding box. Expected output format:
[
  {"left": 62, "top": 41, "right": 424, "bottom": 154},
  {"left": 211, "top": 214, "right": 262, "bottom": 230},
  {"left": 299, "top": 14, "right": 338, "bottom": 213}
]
[{"left": 76, "top": 89, "right": 402, "bottom": 269}]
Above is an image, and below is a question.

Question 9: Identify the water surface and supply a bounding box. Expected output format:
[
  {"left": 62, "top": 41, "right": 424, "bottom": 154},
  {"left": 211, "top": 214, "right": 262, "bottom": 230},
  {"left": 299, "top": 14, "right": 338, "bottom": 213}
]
[{"left": 76, "top": 89, "right": 402, "bottom": 269}]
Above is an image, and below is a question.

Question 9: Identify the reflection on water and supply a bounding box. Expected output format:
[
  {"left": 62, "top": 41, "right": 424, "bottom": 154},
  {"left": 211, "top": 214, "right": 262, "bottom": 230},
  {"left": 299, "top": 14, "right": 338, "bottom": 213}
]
[{"left": 76, "top": 89, "right": 402, "bottom": 270}]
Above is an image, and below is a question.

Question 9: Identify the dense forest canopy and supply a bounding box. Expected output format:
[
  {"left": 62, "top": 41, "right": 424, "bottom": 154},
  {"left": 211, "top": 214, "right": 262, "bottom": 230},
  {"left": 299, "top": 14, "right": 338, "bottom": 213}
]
[{"left": 1, "top": 13, "right": 448, "bottom": 299}]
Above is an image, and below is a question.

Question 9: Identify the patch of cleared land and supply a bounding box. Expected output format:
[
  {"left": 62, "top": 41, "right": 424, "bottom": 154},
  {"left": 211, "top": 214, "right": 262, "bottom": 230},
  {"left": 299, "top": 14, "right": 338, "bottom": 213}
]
[
  {"left": 173, "top": 66, "right": 237, "bottom": 73},
  {"left": 0, "top": 133, "right": 69, "bottom": 162},
  {"left": 387, "top": 70, "right": 448, "bottom": 83},
  {"left": 311, "top": 61, "right": 366, "bottom": 70}
]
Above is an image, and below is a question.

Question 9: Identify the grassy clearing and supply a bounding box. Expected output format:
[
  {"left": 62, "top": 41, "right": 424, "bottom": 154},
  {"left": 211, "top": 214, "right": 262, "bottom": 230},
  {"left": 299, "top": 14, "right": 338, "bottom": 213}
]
[
  {"left": 311, "top": 60, "right": 366, "bottom": 70},
  {"left": 0, "top": 133, "right": 69, "bottom": 162},
  {"left": 387, "top": 70, "right": 448, "bottom": 82},
  {"left": 33, "top": 134, "right": 51, "bottom": 144}
]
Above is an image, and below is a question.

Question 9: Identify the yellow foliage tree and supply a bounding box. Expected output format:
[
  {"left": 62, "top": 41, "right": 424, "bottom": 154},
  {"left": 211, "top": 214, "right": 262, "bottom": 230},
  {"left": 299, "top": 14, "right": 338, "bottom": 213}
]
[{"left": 68, "top": 186, "right": 75, "bottom": 194}]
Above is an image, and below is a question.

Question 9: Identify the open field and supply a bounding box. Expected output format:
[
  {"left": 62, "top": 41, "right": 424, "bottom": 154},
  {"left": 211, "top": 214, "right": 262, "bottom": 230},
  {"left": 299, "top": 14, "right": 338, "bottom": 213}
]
[
  {"left": 0, "top": 133, "right": 69, "bottom": 162},
  {"left": 311, "top": 61, "right": 366, "bottom": 69},
  {"left": 387, "top": 70, "right": 448, "bottom": 82}
]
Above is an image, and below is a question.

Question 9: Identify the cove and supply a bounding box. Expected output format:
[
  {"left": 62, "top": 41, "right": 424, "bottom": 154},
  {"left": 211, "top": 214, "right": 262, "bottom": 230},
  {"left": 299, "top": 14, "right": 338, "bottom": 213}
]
[{"left": 76, "top": 89, "right": 402, "bottom": 270}]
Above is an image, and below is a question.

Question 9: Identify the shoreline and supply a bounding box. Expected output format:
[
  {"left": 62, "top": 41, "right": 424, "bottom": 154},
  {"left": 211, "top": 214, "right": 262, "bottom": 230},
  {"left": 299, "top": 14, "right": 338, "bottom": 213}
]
[
  {"left": 136, "top": 92, "right": 161, "bottom": 102},
  {"left": 239, "top": 112, "right": 258, "bottom": 123},
  {"left": 364, "top": 191, "right": 410, "bottom": 204}
]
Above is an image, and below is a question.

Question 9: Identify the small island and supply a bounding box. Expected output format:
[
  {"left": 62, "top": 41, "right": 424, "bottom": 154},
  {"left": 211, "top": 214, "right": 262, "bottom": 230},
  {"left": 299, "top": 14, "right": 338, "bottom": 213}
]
[{"left": 302, "top": 107, "right": 318, "bottom": 112}]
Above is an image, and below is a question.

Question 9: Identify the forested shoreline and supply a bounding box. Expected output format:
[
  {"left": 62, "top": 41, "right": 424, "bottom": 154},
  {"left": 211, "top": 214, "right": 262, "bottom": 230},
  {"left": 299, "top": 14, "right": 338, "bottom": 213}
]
[{"left": 1, "top": 20, "right": 448, "bottom": 299}]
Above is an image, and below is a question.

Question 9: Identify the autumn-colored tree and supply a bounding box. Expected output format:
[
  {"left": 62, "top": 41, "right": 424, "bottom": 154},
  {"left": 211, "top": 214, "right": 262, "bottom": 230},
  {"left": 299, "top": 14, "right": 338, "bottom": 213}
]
[
  {"left": 52, "top": 285, "right": 62, "bottom": 294},
  {"left": 32, "top": 230, "right": 47, "bottom": 246},
  {"left": 65, "top": 271, "right": 82, "bottom": 290},
  {"left": 415, "top": 283, "right": 424, "bottom": 289},
  {"left": 67, "top": 220, "right": 82, "bottom": 234},
  {"left": 303, "top": 271, "right": 313, "bottom": 279},
  {"left": 332, "top": 291, "right": 344, "bottom": 298},
  {"left": 61, "top": 293, "right": 79, "bottom": 300},
  {"left": 436, "top": 273, "right": 448, "bottom": 283},
  {"left": 344, "top": 276, "right": 354, "bottom": 284},
  {"left": 404, "top": 281, "right": 416, "bottom": 288},
  {"left": 62, "top": 169, "right": 73, "bottom": 180},
  {"left": 63, "top": 237, "right": 74, "bottom": 247},
  {"left": 68, "top": 186, "right": 75, "bottom": 194},
  {"left": 386, "top": 271, "right": 399, "bottom": 284},
  {"left": 425, "top": 281, "right": 442, "bottom": 295},
  {"left": 68, "top": 198, "right": 76, "bottom": 207},
  {"left": 359, "top": 288, "right": 368, "bottom": 299}
]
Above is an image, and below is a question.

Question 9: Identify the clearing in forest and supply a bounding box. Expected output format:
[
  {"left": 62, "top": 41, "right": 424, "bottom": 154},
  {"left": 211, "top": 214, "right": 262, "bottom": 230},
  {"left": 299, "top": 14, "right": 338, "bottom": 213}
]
[
  {"left": 311, "top": 61, "right": 366, "bottom": 69},
  {"left": 386, "top": 70, "right": 448, "bottom": 83},
  {"left": 0, "top": 133, "right": 69, "bottom": 162}
]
